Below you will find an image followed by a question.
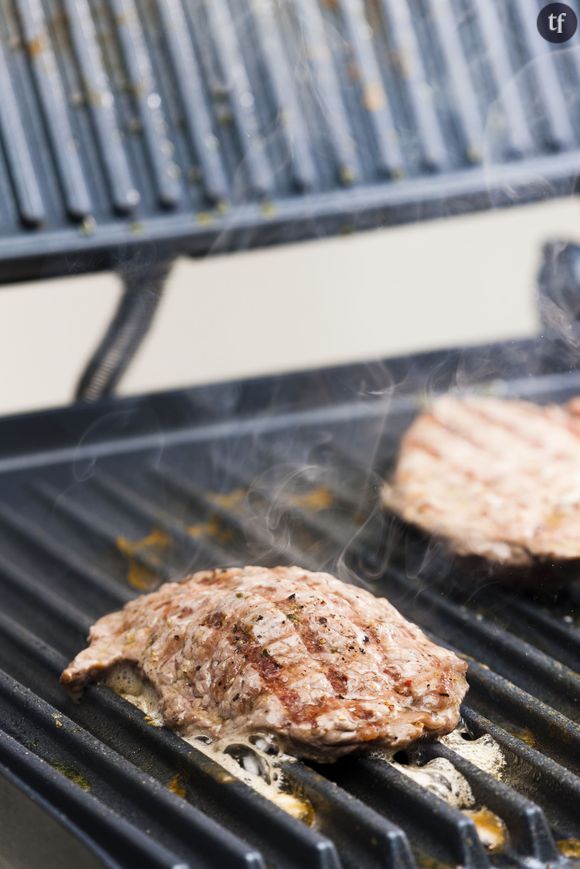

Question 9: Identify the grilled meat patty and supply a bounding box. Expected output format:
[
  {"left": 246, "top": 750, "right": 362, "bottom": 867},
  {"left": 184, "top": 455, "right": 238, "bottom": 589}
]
[
  {"left": 383, "top": 394, "right": 580, "bottom": 567},
  {"left": 61, "top": 566, "right": 468, "bottom": 761}
]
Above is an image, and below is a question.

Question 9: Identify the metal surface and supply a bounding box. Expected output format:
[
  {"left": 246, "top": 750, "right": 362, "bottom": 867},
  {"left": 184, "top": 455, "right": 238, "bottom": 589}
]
[
  {"left": 0, "top": 0, "right": 580, "bottom": 281},
  {"left": 0, "top": 336, "right": 579, "bottom": 866}
]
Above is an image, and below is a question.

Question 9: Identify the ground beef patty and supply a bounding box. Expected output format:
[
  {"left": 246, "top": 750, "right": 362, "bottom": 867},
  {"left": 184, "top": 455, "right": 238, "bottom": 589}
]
[
  {"left": 61, "top": 565, "right": 467, "bottom": 761},
  {"left": 383, "top": 394, "right": 580, "bottom": 568}
]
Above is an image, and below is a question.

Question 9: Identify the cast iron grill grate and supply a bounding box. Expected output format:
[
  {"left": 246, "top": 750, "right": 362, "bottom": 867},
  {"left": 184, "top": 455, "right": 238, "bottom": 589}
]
[
  {"left": 0, "top": 342, "right": 579, "bottom": 867},
  {"left": 1, "top": 0, "right": 580, "bottom": 279}
]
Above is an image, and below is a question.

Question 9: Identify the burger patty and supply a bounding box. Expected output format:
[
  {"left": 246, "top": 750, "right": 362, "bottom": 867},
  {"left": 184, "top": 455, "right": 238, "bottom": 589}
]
[
  {"left": 61, "top": 565, "right": 468, "bottom": 762},
  {"left": 382, "top": 394, "right": 580, "bottom": 567}
]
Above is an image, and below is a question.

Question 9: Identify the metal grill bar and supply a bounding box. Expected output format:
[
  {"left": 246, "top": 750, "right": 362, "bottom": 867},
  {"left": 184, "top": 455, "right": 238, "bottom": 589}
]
[
  {"left": 291, "top": 0, "right": 359, "bottom": 184},
  {"left": 0, "top": 502, "right": 130, "bottom": 610},
  {"left": 0, "top": 659, "right": 264, "bottom": 869},
  {"left": 109, "top": 0, "right": 182, "bottom": 207},
  {"left": 378, "top": 0, "right": 447, "bottom": 169},
  {"left": 16, "top": 0, "right": 93, "bottom": 219},
  {"left": 465, "top": 659, "right": 580, "bottom": 774},
  {"left": 156, "top": 0, "right": 229, "bottom": 204},
  {"left": 329, "top": 756, "right": 489, "bottom": 867},
  {"left": 90, "top": 471, "right": 236, "bottom": 569},
  {"left": 462, "top": 708, "right": 580, "bottom": 831},
  {"left": 424, "top": 0, "right": 483, "bottom": 161},
  {"left": 64, "top": 0, "right": 139, "bottom": 213},
  {"left": 339, "top": 0, "right": 403, "bottom": 177},
  {"left": 470, "top": 0, "right": 533, "bottom": 155},
  {"left": 0, "top": 41, "right": 45, "bottom": 224},
  {"left": 424, "top": 741, "right": 558, "bottom": 863},
  {"left": 512, "top": 0, "right": 575, "bottom": 149},
  {"left": 33, "top": 479, "right": 175, "bottom": 583},
  {"left": 0, "top": 550, "right": 90, "bottom": 641},
  {"left": 202, "top": 0, "right": 274, "bottom": 197},
  {"left": 0, "top": 727, "right": 183, "bottom": 869},
  {"left": 250, "top": 0, "right": 318, "bottom": 190},
  {"left": 148, "top": 464, "right": 320, "bottom": 570}
]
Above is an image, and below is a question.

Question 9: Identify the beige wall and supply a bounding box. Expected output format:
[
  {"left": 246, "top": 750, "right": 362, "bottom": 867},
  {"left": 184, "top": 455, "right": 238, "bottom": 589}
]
[{"left": 0, "top": 196, "right": 578, "bottom": 415}]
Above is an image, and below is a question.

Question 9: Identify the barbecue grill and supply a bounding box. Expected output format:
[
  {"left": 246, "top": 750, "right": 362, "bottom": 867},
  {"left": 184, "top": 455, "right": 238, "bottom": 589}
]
[{"left": 1, "top": 1, "right": 580, "bottom": 867}]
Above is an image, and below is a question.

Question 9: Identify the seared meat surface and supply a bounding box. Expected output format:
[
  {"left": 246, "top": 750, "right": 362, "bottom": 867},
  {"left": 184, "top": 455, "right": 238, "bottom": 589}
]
[
  {"left": 383, "top": 395, "right": 580, "bottom": 567},
  {"left": 61, "top": 566, "right": 467, "bottom": 761}
]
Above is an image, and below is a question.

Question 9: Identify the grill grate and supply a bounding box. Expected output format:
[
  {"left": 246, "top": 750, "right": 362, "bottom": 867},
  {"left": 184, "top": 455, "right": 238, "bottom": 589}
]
[
  {"left": 0, "top": 339, "right": 579, "bottom": 867},
  {"left": 1, "top": 0, "right": 580, "bottom": 279}
]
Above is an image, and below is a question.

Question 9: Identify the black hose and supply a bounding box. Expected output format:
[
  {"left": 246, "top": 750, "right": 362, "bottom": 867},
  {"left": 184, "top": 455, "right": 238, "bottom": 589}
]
[{"left": 75, "top": 258, "right": 174, "bottom": 402}]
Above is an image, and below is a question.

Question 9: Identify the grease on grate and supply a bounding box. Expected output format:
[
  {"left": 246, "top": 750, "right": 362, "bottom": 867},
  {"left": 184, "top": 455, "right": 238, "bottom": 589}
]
[
  {"left": 116, "top": 530, "right": 170, "bottom": 592},
  {"left": 104, "top": 663, "right": 315, "bottom": 824},
  {"left": 464, "top": 809, "right": 508, "bottom": 852},
  {"left": 440, "top": 728, "right": 506, "bottom": 779},
  {"left": 104, "top": 665, "right": 505, "bottom": 846},
  {"left": 557, "top": 839, "right": 580, "bottom": 858},
  {"left": 373, "top": 722, "right": 507, "bottom": 852}
]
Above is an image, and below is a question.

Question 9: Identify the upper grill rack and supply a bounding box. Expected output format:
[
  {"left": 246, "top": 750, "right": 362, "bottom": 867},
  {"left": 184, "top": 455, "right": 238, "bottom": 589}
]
[
  {"left": 1, "top": 0, "right": 580, "bottom": 279},
  {"left": 0, "top": 341, "right": 579, "bottom": 867}
]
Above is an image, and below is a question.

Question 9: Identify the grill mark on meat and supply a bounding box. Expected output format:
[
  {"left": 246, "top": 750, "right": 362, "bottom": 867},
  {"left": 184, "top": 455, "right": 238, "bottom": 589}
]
[
  {"left": 326, "top": 667, "right": 348, "bottom": 694},
  {"left": 230, "top": 584, "right": 337, "bottom": 688},
  {"left": 440, "top": 399, "right": 580, "bottom": 462},
  {"left": 384, "top": 395, "right": 580, "bottom": 567},
  {"left": 203, "top": 611, "right": 225, "bottom": 628},
  {"left": 400, "top": 413, "right": 556, "bottom": 516},
  {"left": 62, "top": 567, "right": 468, "bottom": 761},
  {"left": 198, "top": 584, "right": 340, "bottom": 719},
  {"left": 459, "top": 403, "right": 562, "bottom": 454},
  {"left": 399, "top": 405, "right": 580, "bottom": 513},
  {"left": 397, "top": 433, "right": 528, "bottom": 513},
  {"left": 404, "top": 420, "right": 495, "bottom": 483},
  {"left": 472, "top": 398, "right": 580, "bottom": 447},
  {"left": 232, "top": 637, "right": 302, "bottom": 713}
]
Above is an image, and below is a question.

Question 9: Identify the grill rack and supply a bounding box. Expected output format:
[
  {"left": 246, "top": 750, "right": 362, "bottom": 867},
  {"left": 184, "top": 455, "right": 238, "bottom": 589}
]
[
  {"left": 1, "top": 0, "right": 580, "bottom": 281},
  {"left": 0, "top": 338, "right": 579, "bottom": 867}
]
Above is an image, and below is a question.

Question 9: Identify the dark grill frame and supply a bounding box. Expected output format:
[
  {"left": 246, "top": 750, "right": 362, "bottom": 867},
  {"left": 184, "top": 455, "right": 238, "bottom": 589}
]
[{"left": 0, "top": 335, "right": 579, "bottom": 868}]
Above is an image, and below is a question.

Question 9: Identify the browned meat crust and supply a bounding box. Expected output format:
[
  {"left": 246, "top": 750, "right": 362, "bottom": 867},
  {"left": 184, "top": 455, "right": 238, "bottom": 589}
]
[
  {"left": 61, "top": 566, "right": 468, "bottom": 762},
  {"left": 383, "top": 395, "right": 580, "bottom": 569}
]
